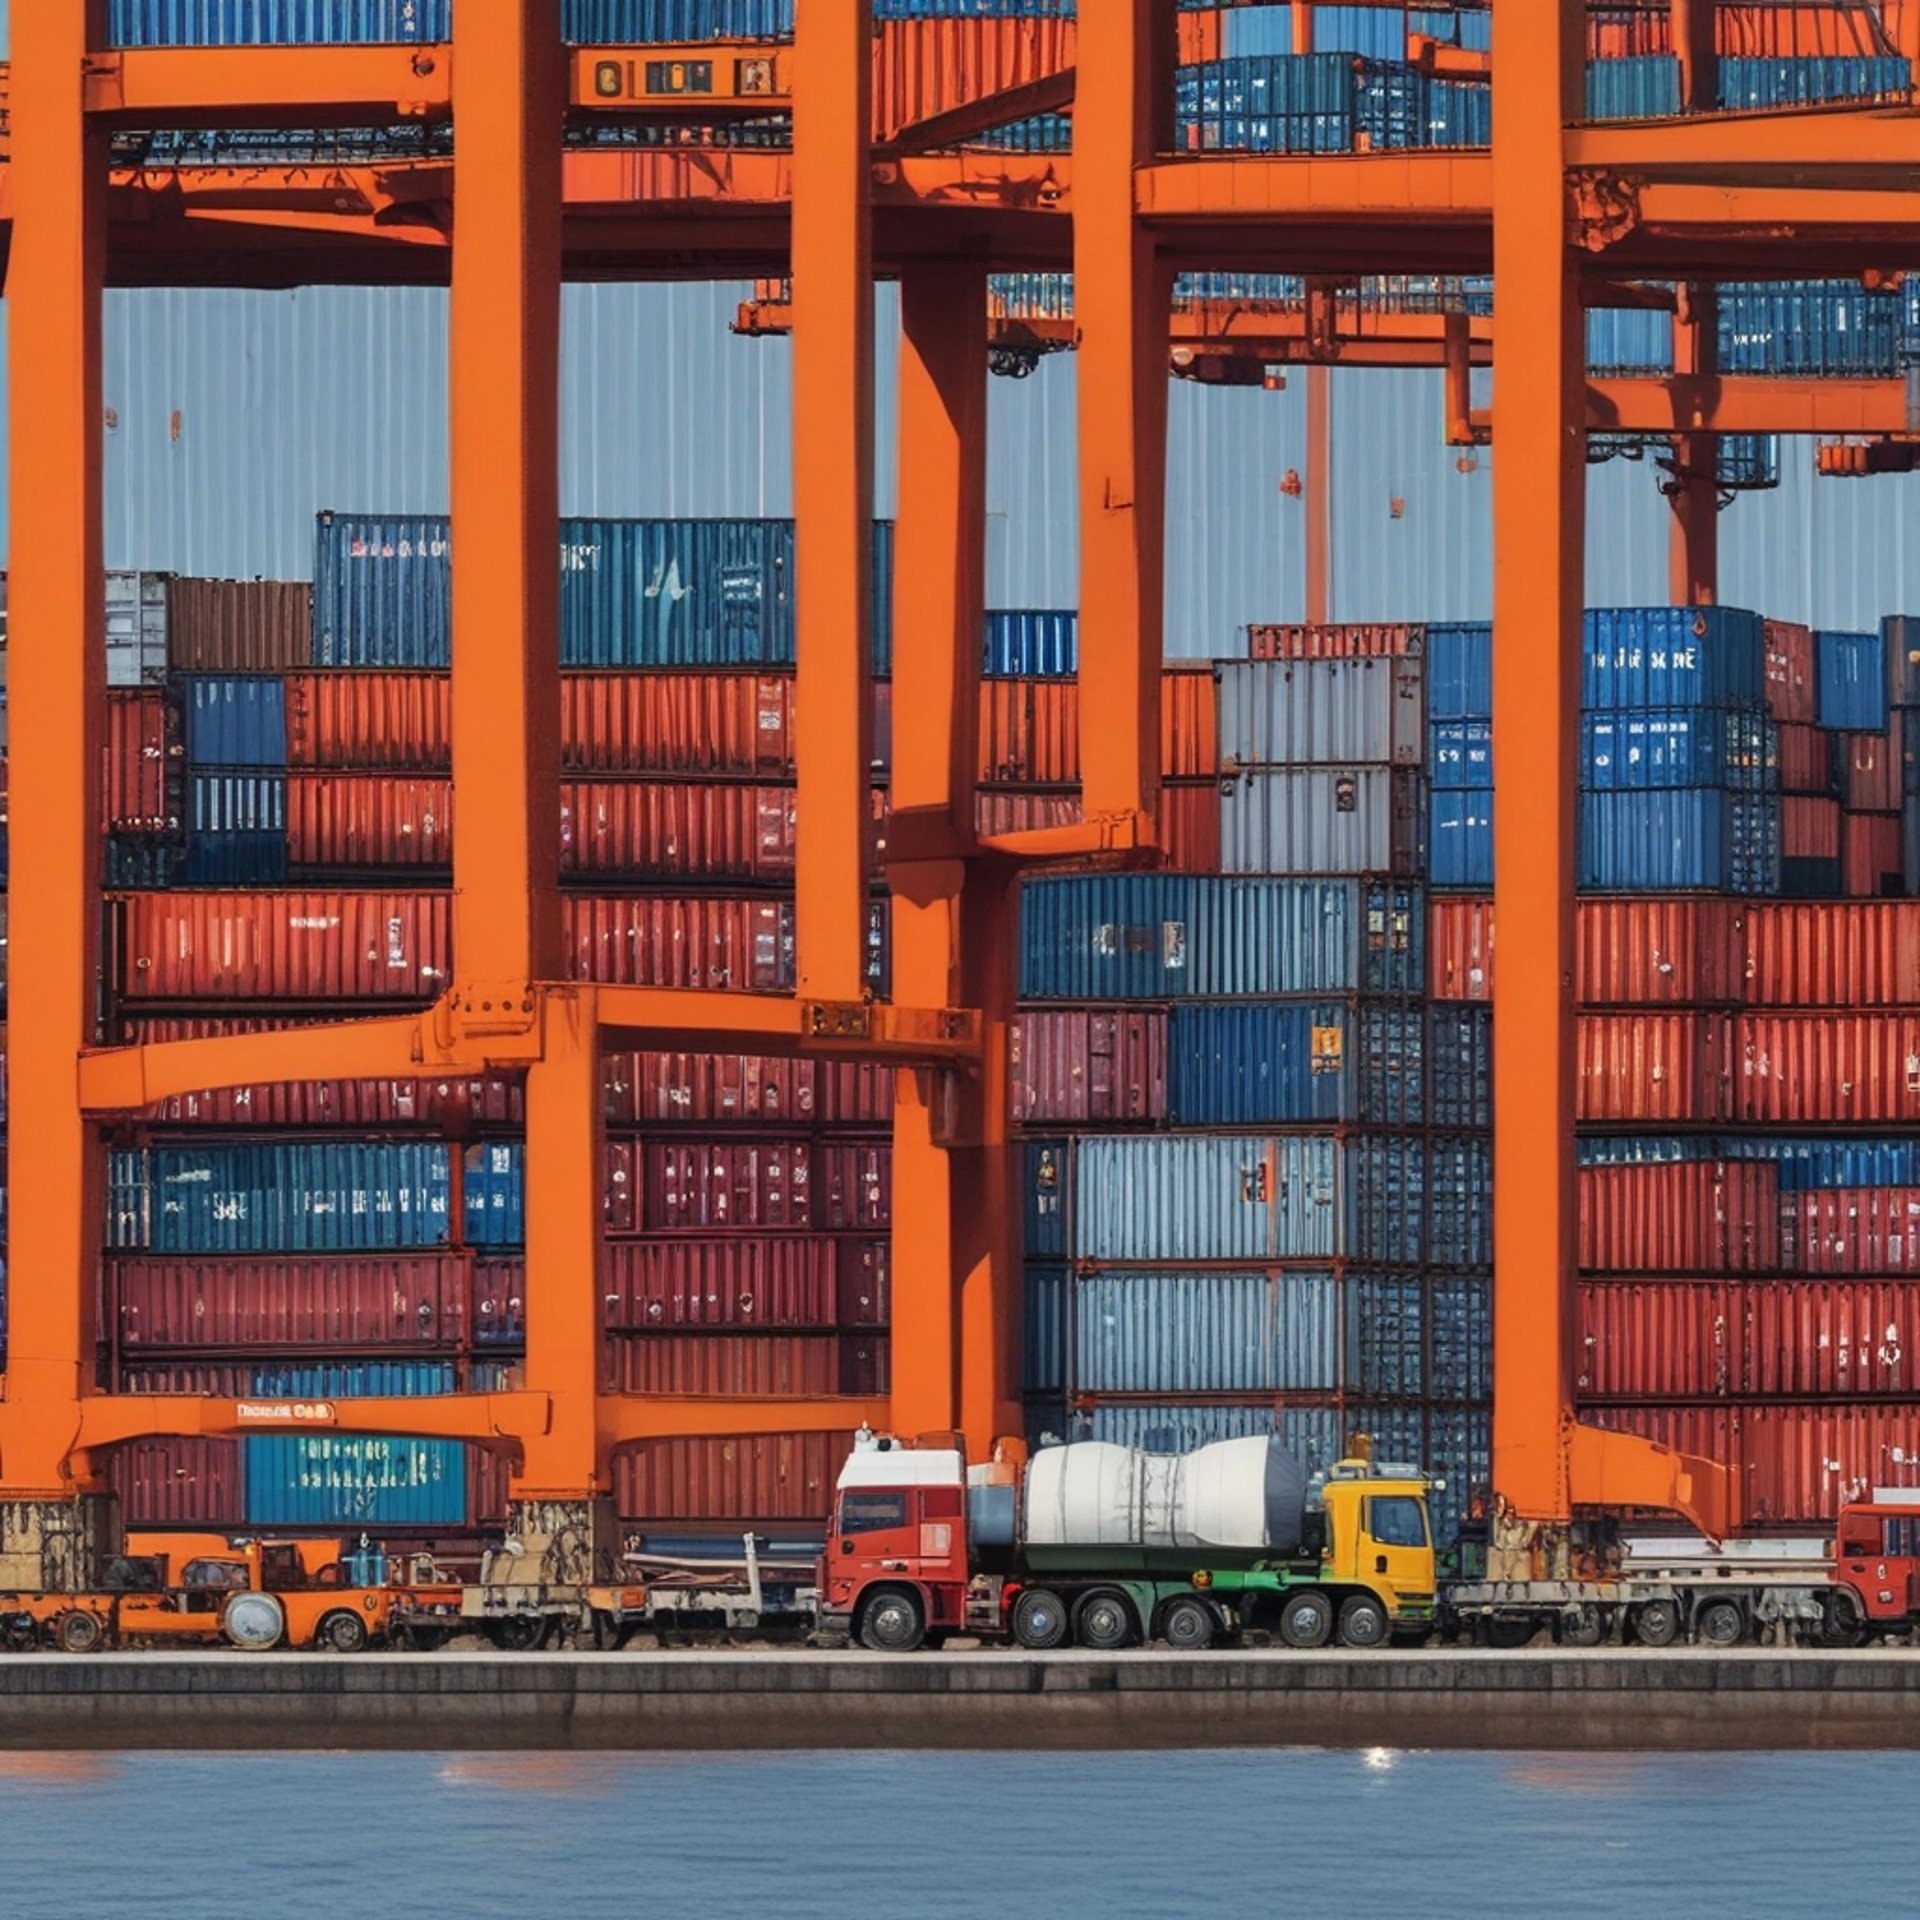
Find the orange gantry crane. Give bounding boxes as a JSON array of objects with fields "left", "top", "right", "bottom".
[{"left": 12, "top": 0, "right": 1920, "bottom": 1582}]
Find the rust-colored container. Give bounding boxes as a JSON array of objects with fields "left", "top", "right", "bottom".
[
  {"left": 284, "top": 672, "right": 451, "bottom": 769},
  {"left": 166, "top": 578, "right": 311, "bottom": 672},
  {"left": 1741, "top": 901, "right": 1920, "bottom": 1005},
  {"left": 114, "top": 890, "right": 452, "bottom": 1002},
  {"left": 1774, "top": 722, "right": 1833, "bottom": 796},
  {"left": 604, "top": 1051, "right": 815, "bottom": 1126},
  {"left": 816, "top": 1063, "right": 896, "bottom": 1125},
  {"left": 975, "top": 790, "right": 1080, "bottom": 839},
  {"left": 107, "top": 1437, "right": 244, "bottom": 1527},
  {"left": 1782, "top": 794, "right": 1842, "bottom": 859},
  {"left": 286, "top": 773, "right": 453, "bottom": 869},
  {"left": 628, "top": 1139, "right": 891, "bottom": 1234},
  {"left": 603, "top": 1237, "right": 840, "bottom": 1331},
  {"left": 563, "top": 894, "right": 791, "bottom": 992},
  {"left": 1161, "top": 778, "right": 1223, "bottom": 873},
  {"left": 562, "top": 672, "right": 793, "bottom": 775},
  {"left": 1785, "top": 1188, "right": 1920, "bottom": 1274},
  {"left": 1733, "top": 1011, "right": 1920, "bottom": 1123},
  {"left": 1429, "top": 896, "right": 1494, "bottom": 1001},
  {"left": 1576, "top": 1012, "right": 1731, "bottom": 1123},
  {"left": 837, "top": 1238, "right": 892, "bottom": 1327},
  {"left": 1582, "top": 1403, "right": 1920, "bottom": 1528},
  {"left": 1576, "top": 897, "right": 1742, "bottom": 1007},
  {"left": 1010, "top": 1010, "right": 1167, "bottom": 1124},
  {"left": 470, "top": 1442, "right": 513, "bottom": 1527},
  {"left": 473, "top": 1257, "right": 526, "bottom": 1345},
  {"left": 104, "top": 688, "right": 183, "bottom": 835},
  {"left": 1840, "top": 718, "right": 1902, "bottom": 812},
  {"left": 1844, "top": 813, "right": 1903, "bottom": 900},
  {"left": 604, "top": 1137, "right": 640, "bottom": 1236},
  {"left": 112, "top": 1253, "right": 470, "bottom": 1350},
  {"left": 1579, "top": 1279, "right": 1920, "bottom": 1401},
  {"left": 612, "top": 1430, "right": 856, "bottom": 1523},
  {"left": 560, "top": 780, "right": 817, "bottom": 880},
  {"left": 1577, "top": 1159, "right": 1782, "bottom": 1273},
  {"left": 871, "top": 16, "right": 1074, "bottom": 141},
  {"left": 1247, "top": 622, "right": 1422, "bottom": 660},
  {"left": 1162, "top": 667, "right": 1219, "bottom": 779},
  {"left": 604, "top": 1332, "right": 887, "bottom": 1397},
  {"left": 1762, "top": 618, "right": 1817, "bottom": 722},
  {"left": 977, "top": 680, "right": 1078, "bottom": 785}
]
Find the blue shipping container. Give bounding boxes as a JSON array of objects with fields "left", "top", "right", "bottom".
[
  {"left": 1024, "top": 1140, "right": 1069, "bottom": 1259},
  {"left": 244, "top": 1433, "right": 467, "bottom": 1528},
  {"left": 1583, "top": 607, "right": 1767, "bottom": 709},
  {"left": 1428, "top": 1004, "right": 1493, "bottom": 1131},
  {"left": 1427, "top": 790, "right": 1494, "bottom": 889},
  {"left": 463, "top": 1143, "right": 527, "bottom": 1247},
  {"left": 109, "top": 0, "right": 448, "bottom": 42},
  {"left": 109, "top": 1142, "right": 452, "bottom": 1253},
  {"left": 1717, "top": 56, "right": 1912, "bottom": 112},
  {"left": 1579, "top": 708, "right": 1776, "bottom": 792},
  {"left": 1072, "top": 1270, "right": 1340, "bottom": 1396},
  {"left": 561, "top": 1, "right": 794, "bottom": 39},
  {"left": 1427, "top": 623, "right": 1492, "bottom": 721},
  {"left": 1022, "top": 1263, "right": 1067, "bottom": 1395},
  {"left": 984, "top": 610, "right": 1077, "bottom": 677},
  {"left": 1584, "top": 55, "right": 1681, "bottom": 122},
  {"left": 1430, "top": 719, "right": 1493, "bottom": 790},
  {"left": 183, "top": 676, "right": 289, "bottom": 767},
  {"left": 1428, "top": 1136, "right": 1493, "bottom": 1269},
  {"left": 1165, "top": 1002, "right": 1425, "bottom": 1128},
  {"left": 1175, "top": 55, "right": 1359, "bottom": 155},
  {"left": 1578, "top": 790, "right": 1781, "bottom": 894},
  {"left": 1815, "top": 630, "right": 1889, "bottom": 732}
]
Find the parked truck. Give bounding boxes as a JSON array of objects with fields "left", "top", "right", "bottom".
[{"left": 817, "top": 1429, "right": 1438, "bottom": 1652}]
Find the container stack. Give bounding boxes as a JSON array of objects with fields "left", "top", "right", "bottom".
[{"left": 1013, "top": 626, "right": 1491, "bottom": 1546}]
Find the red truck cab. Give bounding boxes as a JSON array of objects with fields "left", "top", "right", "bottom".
[
  {"left": 818, "top": 1436, "right": 972, "bottom": 1652},
  {"left": 1832, "top": 1500, "right": 1920, "bottom": 1634}
]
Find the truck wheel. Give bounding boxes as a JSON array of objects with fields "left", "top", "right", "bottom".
[
  {"left": 1011, "top": 1588, "right": 1068, "bottom": 1650},
  {"left": 1695, "top": 1599, "right": 1746, "bottom": 1648},
  {"left": 318, "top": 1610, "right": 370, "bottom": 1654},
  {"left": 1557, "top": 1605, "right": 1606, "bottom": 1649},
  {"left": 857, "top": 1588, "right": 926, "bottom": 1654},
  {"left": 1159, "top": 1596, "right": 1216, "bottom": 1651},
  {"left": 1074, "top": 1590, "right": 1137, "bottom": 1651},
  {"left": 54, "top": 1610, "right": 103, "bottom": 1655},
  {"left": 1337, "top": 1596, "right": 1389, "bottom": 1648},
  {"left": 1279, "top": 1590, "right": 1334, "bottom": 1650},
  {"left": 1818, "top": 1591, "right": 1866, "bottom": 1650},
  {"left": 489, "top": 1615, "right": 548, "bottom": 1653},
  {"left": 1630, "top": 1599, "right": 1681, "bottom": 1648},
  {"left": 1479, "top": 1617, "right": 1536, "bottom": 1650}
]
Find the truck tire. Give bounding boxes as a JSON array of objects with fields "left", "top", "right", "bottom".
[
  {"left": 1011, "top": 1588, "right": 1068, "bottom": 1651},
  {"left": 1279, "top": 1590, "right": 1334, "bottom": 1650},
  {"left": 1337, "top": 1595, "right": 1388, "bottom": 1648},
  {"left": 1557, "top": 1605, "right": 1607, "bottom": 1649},
  {"left": 317, "top": 1609, "right": 370, "bottom": 1654},
  {"left": 221, "top": 1591, "right": 288, "bottom": 1651},
  {"left": 1159, "top": 1596, "right": 1217, "bottom": 1651},
  {"left": 1630, "top": 1598, "right": 1681, "bottom": 1648},
  {"left": 54, "top": 1610, "right": 103, "bottom": 1655},
  {"left": 489, "top": 1615, "right": 548, "bottom": 1653},
  {"left": 1074, "top": 1590, "right": 1137, "bottom": 1651},
  {"left": 1695, "top": 1599, "right": 1746, "bottom": 1648},
  {"left": 857, "top": 1587, "right": 926, "bottom": 1654}
]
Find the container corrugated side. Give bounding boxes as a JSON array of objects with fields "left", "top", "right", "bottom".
[
  {"left": 1220, "top": 767, "right": 1424, "bottom": 877},
  {"left": 244, "top": 1433, "right": 467, "bottom": 1528},
  {"left": 605, "top": 1334, "right": 886, "bottom": 1397},
  {"left": 182, "top": 676, "right": 290, "bottom": 768},
  {"left": 1734, "top": 1012, "right": 1920, "bottom": 1123},
  {"left": 105, "top": 571, "right": 170, "bottom": 688},
  {"left": 1764, "top": 620, "right": 1817, "bottom": 723},
  {"left": 560, "top": 1, "right": 794, "bottom": 39},
  {"left": 1579, "top": 708, "right": 1776, "bottom": 792},
  {"left": 1023, "top": 1263, "right": 1067, "bottom": 1394},
  {"left": 166, "top": 578, "right": 311, "bottom": 672},
  {"left": 1071, "top": 1270, "right": 1339, "bottom": 1395},
  {"left": 603, "top": 1238, "right": 842, "bottom": 1331},
  {"left": 109, "top": 1, "right": 449, "bottom": 43},
  {"left": 286, "top": 774, "right": 452, "bottom": 868},
  {"left": 1578, "top": 791, "right": 1780, "bottom": 894},
  {"left": 1578, "top": 1012, "right": 1732, "bottom": 1124},
  {"left": 1426, "top": 623, "right": 1491, "bottom": 721},
  {"left": 1009, "top": 1010, "right": 1166, "bottom": 1125},
  {"left": 284, "top": 672, "right": 451, "bottom": 770},
  {"left": 1816, "top": 629, "right": 1889, "bottom": 731},
  {"left": 106, "top": 1438, "right": 243, "bottom": 1527},
  {"left": 563, "top": 673, "right": 795, "bottom": 777},
  {"left": 1070, "top": 1134, "right": 1340, "bottom": 1264},
  {"left": 1578, "top": 1160, "right": 1783, "bottom": 1272},
  {"left": 1165, "top": 1002, "right": 1425, "bottom": 1128},
  {"left": 1425, "top": 791, "right": 1492, "bottom": 889},
  {"left": 1215, "top": 658, "right": 1424, "bottom": 768},
  {"left": 1785, "top": 1188, "right": 1920, "bottom": 1273},
  {"left": 613, "top": 1432, "right": 856, "bottom": 1522},
  {"left": 1741, "top": 903, "right": 1920, "bottom": 1007},
  {"left": 1428, "top": 1003, "right": 1492, "bottom": 1129},
  {"left": 1582, "top": 607, "right": 1767, "bottom": 708}
]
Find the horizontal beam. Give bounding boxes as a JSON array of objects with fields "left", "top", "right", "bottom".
[
  {"left": 1568, "top": 107, "right": 1920, "bottom": 182},
  {"left": 71, "top": 1391, "right": 550, "bottom": 1454},
  {"left": 1137, "top": 152, "right": 1494, "bottom": 224},
  {"left": 85, "top": 47, "right": 452, "bottom": 128},
  {"left": 1590, "top": 373, "right": 1916, "bottom": 436}
]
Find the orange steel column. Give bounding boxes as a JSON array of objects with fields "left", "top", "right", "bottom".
[
  {"left": 1075, "top": 0, "right": 1175, "bottom": 829},
  {"left": 516, "top": 991, "right": 604, "bottom": 1501},
  {"left": 450, "top": 0, "right": 564, "bottom": 990},
  {"left": 888, "top": 265, "right": 989, "bottom": 1436},
  {"left": 3, "top": 1, "right": 109, "bottom": 1495},
  {"left": 1304, "top": 366, "right": 1332, "bottom": 625},
  {"left": 792, "top": 0, "right": 876, "bottom": 1002},
  {"left": 1667, "top": 284, "right": 1720, "bottom": 608},
  {"left": 1490, "top": 0, "right": 1585, "bottom": 1524}
]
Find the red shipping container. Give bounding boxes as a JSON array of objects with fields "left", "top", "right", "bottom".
[
  {"left": 1429, "top": 897, "right": 1493, "bottom": 1001},
  {"left": 978, "top": 680, "right": 1077, "bottom": 785},
  {"left": 1840, "top": 718, "right": 1902, "bottom": 812},
  {"left": 1782, "top": 794, "right": 1841, "bottom": 859},
  {"left": 167, "top": 578, "right": 312, "bottom": 672},
  {"left": 1742, "top": 901, "right": 1920, "bottom": 1006},
  {"left": 1733, "top": 1012, "right": 1920, "bottom": 1123},
  {"left": 818, "top": 1142, "right": 891, "bottom": 1231},
  {"left": 1576, "top": 897, "right": 1742, "bottom": 1007},
  {"left": 1161, "top": 779, "right": 1222, "bottom": 873},
  {"left": 871, "top": 16, "right": 1074, "bottom": 141},
  {"left": 286, "top": 773, "right": 453, "bottom": 869},
  {"left": 604, "top": 1331, "right": 886, "bottom": 1397},
  {"left": 473, "top": 1257, "right": 526, "bottom": 1345},
  {"left": 1773, "top": 722, "right": 1833, "bottom": 796},
  {"left": 1579, "top": 1279, "right": 1920, "bottom": 1401},
  {"left": 103, "top": 688, "right": 182, "bottom": 834},
  {"left": 114, "top": 890, "right": 451, "bottom": 1002},
  {"left": 470, "top": 1442, "right": 512, "bottom": 1527},
  {"left": 555, "top": 780, "right": 879, "bottom": 881},
  {"left": 1010, "top": 1010, "right": 1167, "bottom": 1124},
  {"left": 112, "top": 1253, "right": 470, "bottom": 1351},
  {"left": 1247, "top": 622, "right": 1422, "bottom": 660},
  {"left": 638, "top": 1140, "right": 809, "bottom": 1232},
  {"left": 837, "top": 1238, "right": 891, "bottom": 1327},
  {"left": 604, "top": 1138, "right": 640, "bottom": 1235},
  {"left": 816, "top": 1063, "right": 896, "bottom": 1125},
  {"left": 1577, "top": 1159, "right": 1782, "bottom": 1274},
  {"left": 1581, "top": 1402, "right": 1920, "bottom": 1529},
  {"left": 561, "top": 672, "right": 794, "bottom": 776},
  {"left": 1576, "top": 1012, "right": 1731, "bottom": 1123},
  {"left": 1844, "top": 812, "right": 1903, "bottom": 900},
  {"left": 1785, "top": 1188, "right": 1920, "bottom": 1274},
  {"left": 612, "top": 1430, "right": 856, "bottom": 1523},
  {"left": 563, "top": 894, "right": 792, "bottom": 992},
  {"left": 604, "top": 1051, "right": 815, "bottom": 1126},
  {"left": 1761, "top": 619, "right": 1816, "bottom": 723},
  {"left": 284, "top": 672, "right": 451, "bottom": 770},
  {"left": 107, "top": 1437, "right": 245, "bottom": 1528},
  {"left": 603, "top": 1237, "right": 841, "bottom": 1331}
]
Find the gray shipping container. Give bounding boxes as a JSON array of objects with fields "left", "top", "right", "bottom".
[
  {"left": 107, "top": 572, "right": 171, "bottom": 687},
  {"left": 1219, "top": 767, "right": 1425, "bottom": 876},
  {"left": 1216, "top": 658, "right": 1425, "bottom": 768},
  {"left": 1072, "top": 1269, "right": 1340, "bottom": 1395}
]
